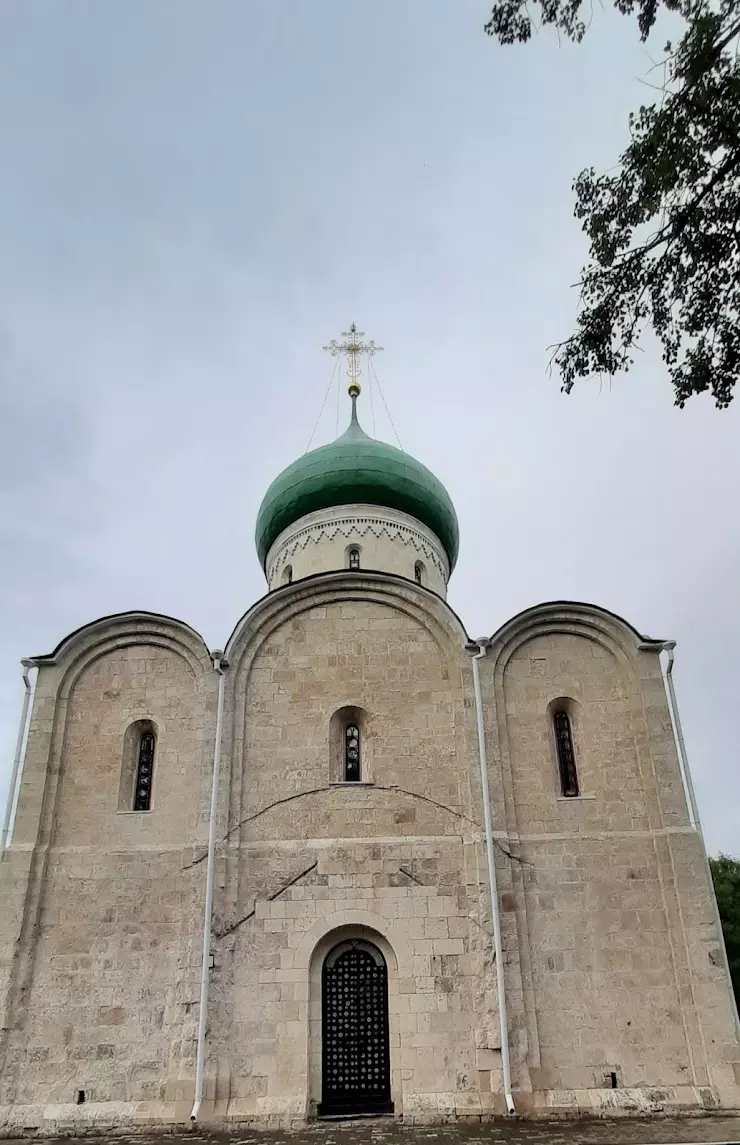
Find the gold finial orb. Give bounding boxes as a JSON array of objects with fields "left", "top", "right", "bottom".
[{"left": 348, "top": 381, "right": 361, "bottom": 398}]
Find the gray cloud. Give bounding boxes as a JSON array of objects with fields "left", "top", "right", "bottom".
[{"left": 0, "top": 0, "right": 737, "bottom": 854}]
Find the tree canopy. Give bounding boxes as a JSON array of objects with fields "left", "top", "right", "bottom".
[
  {"left": 709, "top": 854, "right": 740, "bottom": 1004},
  {"left": 486, "top": 0, "right": 740, "bottom": 407}
]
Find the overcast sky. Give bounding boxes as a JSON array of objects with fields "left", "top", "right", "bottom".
[{"left": 1, "top": 1, "right": 738, "bottom": 855}]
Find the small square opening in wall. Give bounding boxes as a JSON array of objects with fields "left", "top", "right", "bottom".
[
  {"left": 75, "top": 1089, "right": 86, "bottom": 1105},
  {"left": 606, "top": 1071, "right": 618, "bottom": 1089}
]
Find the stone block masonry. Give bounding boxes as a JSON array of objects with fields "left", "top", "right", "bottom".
[{"left": 0, "top": 587, "right": 738, "bottom": 1135}]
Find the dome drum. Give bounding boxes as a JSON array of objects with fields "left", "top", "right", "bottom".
[{"left": 265, "top": 503, "right": 450, "bottom": 595}]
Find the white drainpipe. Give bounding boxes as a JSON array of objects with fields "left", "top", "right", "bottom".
[
  {"left": 468, "top": 639, "right": 516, "bottom": 1115},
  {"left": 191, "top": 650, "right": 228, "bottom": 1122},
  {"left": 1, "top": 658, "right": 37, "bottom": 856},
  {"left": 660, "top": 642, "right": 697, "bottom": 830},
  {"left": 660, "top": 642, "right": 740, "bottom": 1037}
]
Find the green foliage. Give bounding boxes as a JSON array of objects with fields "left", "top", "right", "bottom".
[
  {"left": 486, "top": 0, "right": 740, "bottom": 406},
  {"left": 709, "top": 854, "right": 740, "bottom": 1003}
]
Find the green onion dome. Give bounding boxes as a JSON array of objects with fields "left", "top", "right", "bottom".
[{"left": 255, "top": 403, "right": 459, "bottom": 571}]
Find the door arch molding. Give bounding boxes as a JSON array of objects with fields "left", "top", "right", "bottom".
[{"left": 307, "top": 923, "right": 402, "bottom": 1118}]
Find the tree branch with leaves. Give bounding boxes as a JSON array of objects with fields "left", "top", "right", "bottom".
[
  {"left": 486, "top": 0, "right": 740, "bottom": 406},
  {"left": 709, "top": 854, "right": 740, "bottom": 1004}
]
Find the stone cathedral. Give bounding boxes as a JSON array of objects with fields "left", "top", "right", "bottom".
[{"left": 1, "top": 328, "right": 739, "bottom": 1136}]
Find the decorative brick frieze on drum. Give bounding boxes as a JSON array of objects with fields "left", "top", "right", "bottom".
[{"left": 265, "top": 504, "right": 450, "bottom": 596}]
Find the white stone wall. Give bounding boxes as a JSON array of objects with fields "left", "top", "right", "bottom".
[
  {"left": 0, "top": 617, "right": 215, "bottom": 1131},
  {"left": 480, "top": 602, "right": 740, "bottom": 1115},
  {"left": 212, "top": 582, "right": 485, "bottom": 1123},
  {"left": 264, "top": 504, "right": 450, "bottom": 596},
  {"left": 0, "top": 588, "right": 738, "bottom": 1135},
  {"left": 215, "top": 843, "right": 484, "bottom": 1124}
]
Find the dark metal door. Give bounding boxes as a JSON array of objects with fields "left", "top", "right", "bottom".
[{"left": 319, "top": 940, "right": 393, "bottom": 1116}]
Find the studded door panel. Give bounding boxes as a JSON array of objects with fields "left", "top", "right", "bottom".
[{"left": 320, "top": 942, "right": 392, "bottom": 1115}]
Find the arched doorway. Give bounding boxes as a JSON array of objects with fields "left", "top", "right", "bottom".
[{"left": 318, "top": 938, "right": 393, "bottom": 1116}]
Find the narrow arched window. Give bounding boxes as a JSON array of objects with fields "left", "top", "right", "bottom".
[
  {"left": 282, "top": 564, "right": 293, "bottom": 585},
  {"left": 553, "top": 710, "right": 579, "bottom": 797},
  {"left": 329, "top": 706, "right": 367, "bottom": 783},
  {"left": 348, "top": 547, "right": 360, "bottom": 570},
  {"left": 134, "top": 731, "right": 156, "bottom": 811},
  {"left": 414, "top": 560, "right": 424, "bottom": 585},
  {"left": 118, "top": 719, "right": 157, "bottom": 812},
  {"left": 344, "top": 724, "right": 360, "bottom": 781}
]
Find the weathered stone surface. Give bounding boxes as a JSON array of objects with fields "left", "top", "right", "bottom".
[{"left": 0, "top": 584, "right": 737, "bottom": 1133}]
